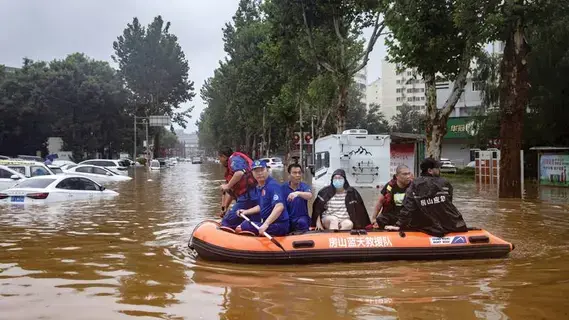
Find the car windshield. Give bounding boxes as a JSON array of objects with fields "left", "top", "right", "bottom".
[
  {"left": 15, "top": 179, "right": 57, "bottom": 189},
  {"left": 118, "top": 160, "right": 130, "bottom": 167},
  {"left": 50, "top": 168, "right": 63, "bottom": 174},
  {"left": 273, "top": 158, "right": 282, "bottom": 163}
]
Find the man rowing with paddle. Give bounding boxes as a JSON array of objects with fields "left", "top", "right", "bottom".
[
  {"left": 236, "top": 159, "right": 290, "bottom": 236},
  {"left": 218, "top": 147, "right": 260, "bottom": 229}
]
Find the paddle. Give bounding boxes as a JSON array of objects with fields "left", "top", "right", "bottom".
[{"left": 239, "top": 213, "right": 287, "bottom": 253}]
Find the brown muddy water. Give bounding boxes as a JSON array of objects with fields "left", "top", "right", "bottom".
[{"left": 1, "top": 163, "right": 568, "bottom": 320}]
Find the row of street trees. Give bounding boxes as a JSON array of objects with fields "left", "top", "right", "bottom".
[
  {"left": 198, "top": 0, "right": 569, "bottom": 198},
  {"left": 0, "top": 16, "right": 194, "bottom": 160}
]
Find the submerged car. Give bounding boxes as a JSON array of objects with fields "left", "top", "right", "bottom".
[{"left": 0, "top": 175, "right": 119, "bottom": 205}]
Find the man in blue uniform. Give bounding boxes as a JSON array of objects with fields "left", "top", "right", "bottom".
[
  {"left": 236, "top": 160, "right": 290, "bottom": 236},
  {"left": 281, "top": 163, "right": 312, "bottom": 232}
]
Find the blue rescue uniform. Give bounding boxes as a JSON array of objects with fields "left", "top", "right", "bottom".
[
  {"left": 221, "top": 155, "right": 260, "bottom": 228},
  {"left": 281, "top": 181, "right": 311, "bottom": 232},
  {"left": 240, "top": 176, "right": 289, "bottom": 236}
]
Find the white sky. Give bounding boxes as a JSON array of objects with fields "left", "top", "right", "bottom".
[{"left": 0, "top": 0, "right": 387, "bottom": 133}]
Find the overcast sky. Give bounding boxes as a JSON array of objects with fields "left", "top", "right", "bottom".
[{"left": 0, "top": 0, "right": 387, "bottom": 133}]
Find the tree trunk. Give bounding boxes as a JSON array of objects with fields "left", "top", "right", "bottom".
[
  {"left": 424, "top": 74, "right": 445, "bottom": 159},
  {"left": 335, "top": 82, "right": 349, "bottom": 134},
  {"left": 285, "top": 125, "right": 291, "bottom": 163},
  {"left": 498, "top": 12, "right": 530, "bottom": 198},
  {"left": 153, "top": 130, "right": 161, "bottom": 158},
  {"left": 244, "top": 129, "right": 251, "bottom": 155},
  {"left": 267, "top": 125, "right": 271, "bottom": 158},
  {"left": 252, "top": 133, "right": 257, "bottom": 159}
]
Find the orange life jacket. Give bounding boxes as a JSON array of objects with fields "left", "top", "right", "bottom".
[{"left": 224, "top": 152, "right": 257, "bottom": 198}]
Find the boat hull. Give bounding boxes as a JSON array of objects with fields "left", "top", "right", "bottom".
[{"left": 189, "top": 221, "right": 514, "bottom": 265}]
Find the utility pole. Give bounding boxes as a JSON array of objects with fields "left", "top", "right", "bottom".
[
  {"left": 262, "top": 105, "right": 266, "bottom": 158},
  {"left": 144, "top": 119, "right": 150, "bottom": 164},
  {"left": 133, "top": 115, "right": 137, "bottom": 160},
  {"left": 298, "top": 102, "right": 304, "bottom": 167},
  {"left": 311, "top": 115, "right": 315, "bottom": 167}
]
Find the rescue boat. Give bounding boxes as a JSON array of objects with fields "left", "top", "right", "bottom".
[{"left": 188, "top": 220, "right": 514, "bottom": 264}]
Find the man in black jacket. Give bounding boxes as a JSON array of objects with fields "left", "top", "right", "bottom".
[{"left": 387, "top": 158, "right": 468, "bottom": 237}]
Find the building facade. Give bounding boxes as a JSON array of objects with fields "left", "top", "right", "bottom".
[
  {"left": 366, "top": 77, "right": 382, "bottom": 109},
  {"left": 380, "top": 59, "right": 427, "bottom": 123},
  {"left": 175, "top": 130, "right": 200, "bottom": 158},
  {"left": 354, "top": 66, "right": 367, "bottom": 104}
]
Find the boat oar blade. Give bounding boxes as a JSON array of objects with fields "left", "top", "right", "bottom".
[{"left": 240, "top": 214, "right": 287, "bottom": 253}]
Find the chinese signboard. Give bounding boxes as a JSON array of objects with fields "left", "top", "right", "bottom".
[
  {"left": 539, "top": 154, "right": 569, "bottom": 187},
  {"left": 328, "top": 236, "right": 393, "bottom": 248},
  {"left": 445, "top": 117, "right": 476, "bottom": 139}
]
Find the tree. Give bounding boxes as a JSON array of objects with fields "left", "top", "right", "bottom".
[
  {"left": 0, "top": 54, "right": 131, "bottom": 159},
  {"left": 365, "top": 103, "right": 390, "bottom": 134},
  {"left": 384, "top": 0, "right": 497, "bottom": 159},
  {"left": 0, "top": 59, "right": 53, "bottom": 156},
  {"left": 263, "top": 0, "right": 386, "bottom": 134},
  {"left": 492, "top": 0, "right": 568, "bottom": 197},
  {"left": 391, "top": 104, "right": 424, "bottom": 134},
  {"left": 113, "top": 15, "right": 195, "bottom": 157}
]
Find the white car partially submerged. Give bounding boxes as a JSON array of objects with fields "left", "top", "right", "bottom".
[
  {"left": 0, "top": 175, "right": 119, "bottom": 205},
  {"left": 260, "top": 157, "right": 284, "bottom": 169},
  {"left": 64, "top": 165, "right": 132, "bottom": 183},
  {"left": 0, "top": 165, "right": 26, "bottom": 191}
]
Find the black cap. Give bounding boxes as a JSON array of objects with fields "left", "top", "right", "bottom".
[{"left": 420, "top": 157, "right": 441, "bottom": 173}]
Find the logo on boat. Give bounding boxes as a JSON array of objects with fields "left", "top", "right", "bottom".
[
  {"left": 430, "top": 236, "right": 468, "bottom": 245},
  {"left": 328, "top": 236, "right": 393, "bottom": 248},
  {"left": 451, "top": 236, "right": 467, "bottom": 244}
]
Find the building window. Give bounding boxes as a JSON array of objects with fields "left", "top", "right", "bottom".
[
  {"left": 407, "top": 71, "right": 412, "bottom": 76},
  {"left": 421, "top": 88, "right": 425, "bottom": 92},
  {"left": 396, "top": 88, "right": 401, "bottom": 93},
  {"left": 407, "top": 88, "right": 413, "bottom": 93},
  {"left": 472, "top": 81, "right": 483, "bottom": 91},
  {"left": 396, "top": 97, "right": 401, "bottom": 102},
  {"left": 396, "top": 80, "right": 401, "bottom": 84},
  {"left": 421, "top": 96, "right": 425, "bottom": 101},
  {"left": 407, "top": 97, "right": 413, "bottom": 102}
]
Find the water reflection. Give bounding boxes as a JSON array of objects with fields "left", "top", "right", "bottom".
[{"left": 0, "top": 163, "right": 568, "bottom": 319}]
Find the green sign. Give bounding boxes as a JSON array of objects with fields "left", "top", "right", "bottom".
[{"left": 445, "top": 117, "right": 476, "bottom": 139}]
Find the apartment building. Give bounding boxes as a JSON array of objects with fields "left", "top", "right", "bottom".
[
  {"left": 366, "top": 77, "right": 381, "bottom": 109},
  {"left": 354, "top": 66, "right": 367, "bottom": 104}
]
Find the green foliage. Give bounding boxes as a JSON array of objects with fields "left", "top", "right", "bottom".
[
  {"left": 112, "top": 15, "right": 195, "bottom": 127},
  {"left": 391, "top": 104, "right": 424, "bottom": 134},
  {"left": 160, "top": 129, "right": 179, "bottom": 149},
  {"left": 345, "top": 88, "right": 390, "bottom": 134},
  {"left": 0, "top": 54, "right": 130, "bottom": 159}
]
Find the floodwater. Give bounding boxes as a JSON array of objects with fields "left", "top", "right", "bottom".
[{"left": 1, "top": 163, "right": 569, "bottom": 320}]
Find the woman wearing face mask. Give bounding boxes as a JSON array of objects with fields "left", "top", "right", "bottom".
[{"left": 311, "top": 169, "right": 371, "bottom": 230}]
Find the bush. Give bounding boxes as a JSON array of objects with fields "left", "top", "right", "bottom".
[{"left": 137, "top": 157, "right": 147, "bottom": 166}]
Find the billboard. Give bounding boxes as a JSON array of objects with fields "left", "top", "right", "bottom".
[
  {"left": 390, "top": 144, "right": 415, "bottom": 176},
  {"left": 539, "top": 154, "right": 569, "bottom": 187}
]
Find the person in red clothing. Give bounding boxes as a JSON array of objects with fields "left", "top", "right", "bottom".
[{"left": 218, "top": 147, "right": 260, "bottom": 229}]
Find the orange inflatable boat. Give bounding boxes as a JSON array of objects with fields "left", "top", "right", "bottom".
[{"left": 188, "top": 220, "right": 514, "bottom": 264}]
